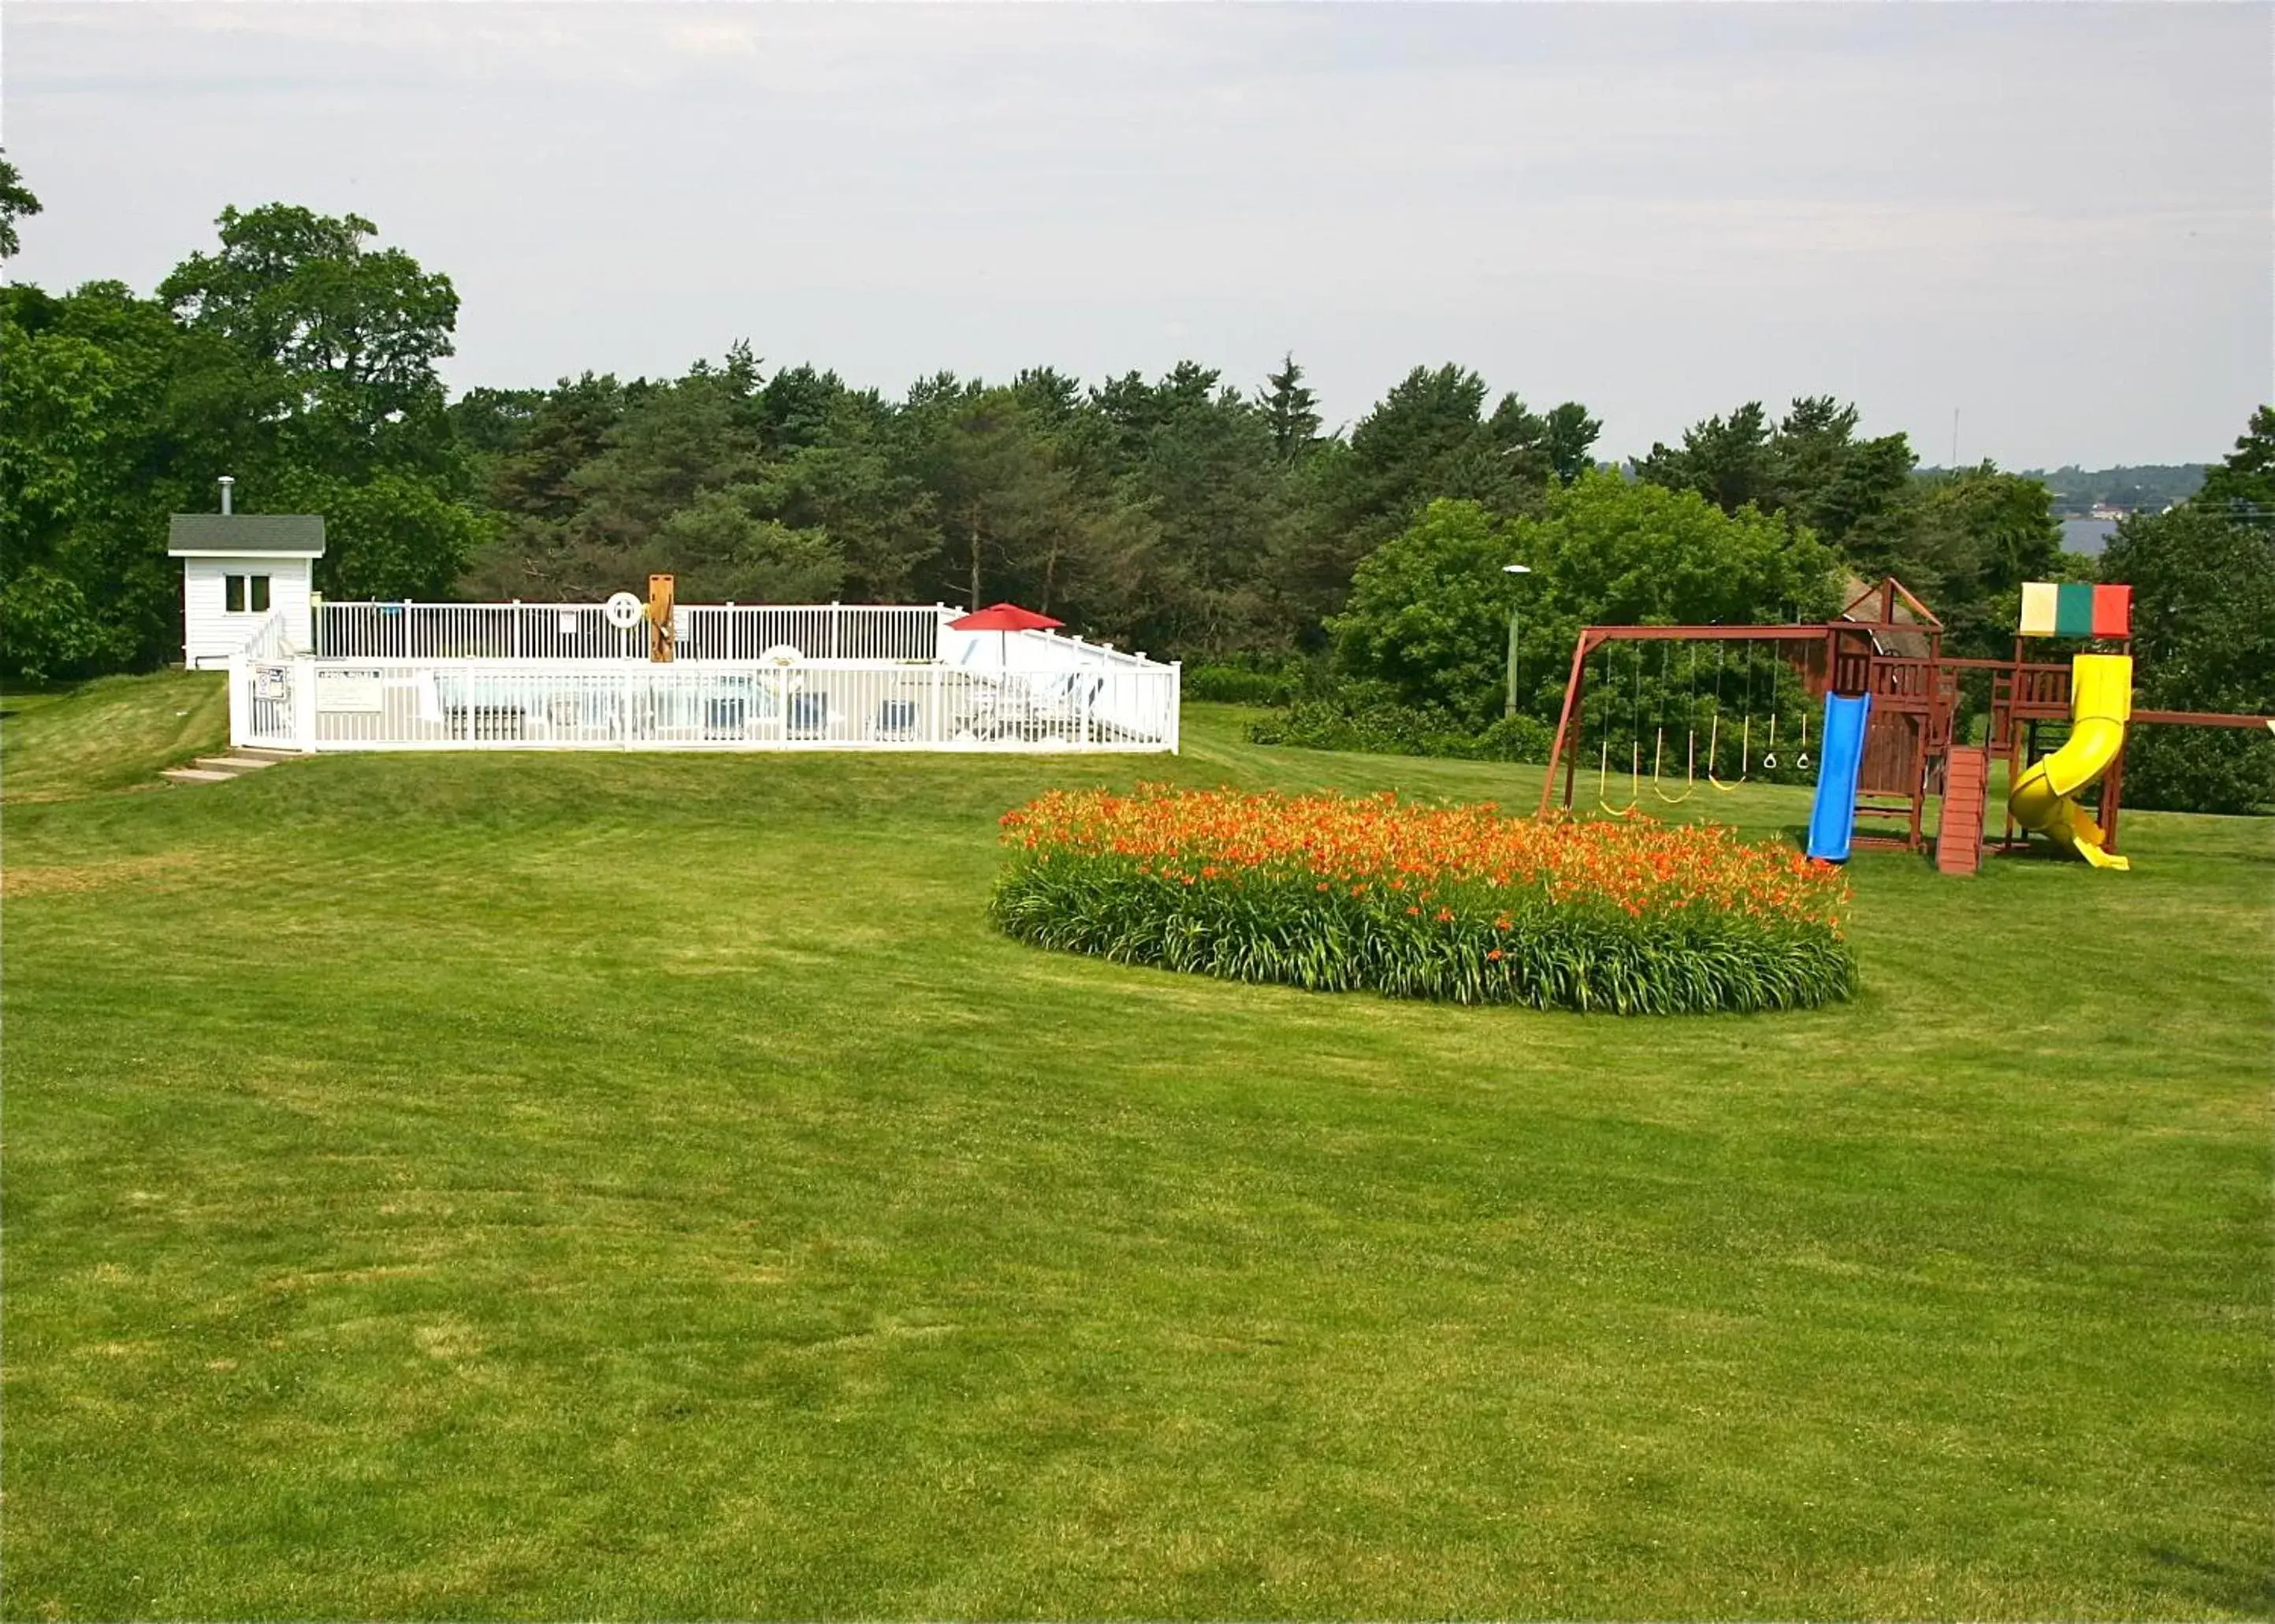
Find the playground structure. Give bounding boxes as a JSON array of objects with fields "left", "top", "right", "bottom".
[{"left": 1538, "top": 577, "right": 2275, "bottom": 873}]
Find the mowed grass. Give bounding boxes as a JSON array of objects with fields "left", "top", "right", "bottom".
[
  {"left": 1, "top": 670, "right": 231, "bottom": 801},
  {"left": 3, "top": 680, "right": 2269, "bottom": 1618}
]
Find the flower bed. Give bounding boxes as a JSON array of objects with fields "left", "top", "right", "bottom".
[{"left": 991, "top": 787, "right": 1857, "bottom": 1015}]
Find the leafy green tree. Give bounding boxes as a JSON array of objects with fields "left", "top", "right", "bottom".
[
  {"left": 0, "top": 567, "right": 117, "bottom": 686},
  {"left": 466, "top": 359, "right": 765, "bottom": 600},
  {"left": 1887, "top": 464, "right": 2064, "bottom": 656},
  {"left": 1767, "top": 396, "right": 1913, "bottom": 547},
  {"left": 2100, "top": 491, "right": 2275, "bottom": 814},
  {"left": 274, "top": 470, "right": 489, "bottom": 602},
  {"left": 482, "top": 375, "right": 626, "bottom": 520},
  {"left": 1331, "top": 474, "right": 1839, "bottom": 730},
  {"left": 1505, "top": 471, "right": 1842, "bottom": 719},
  {"left": 161, "top": 205, "right": 462, "bottom": 481},
  {"left": 0, "top": 152, "right": 41, "bottom": 259},
  {"left": 1516, "top": 468, "right": 1841, "bottom": 623},
  {"left": 154, "top": 205, "right": 483, "bottom": 603},
  {"left": 2195, "top": 405, "right": 2275, "bottom": 515},
  {"left": 1329, "top": 498, "right": 1522, "bottom": 725},
  {"left": 0, "top": 281, "right": 184, "bottom": 674},
  {"left": 1260, "top": 435, "right": 1359, "bottom": 648},
  {"left": 1544, "top": 402, "right": 1602, "bottom": 483}
]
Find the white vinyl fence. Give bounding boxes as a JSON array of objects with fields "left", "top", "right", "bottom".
[
  {"left": 316, "top": 601, "right": 946, "bottom": 662},
  {"left": 235, "top": 602, "right": 1179, "bottom": 755}
]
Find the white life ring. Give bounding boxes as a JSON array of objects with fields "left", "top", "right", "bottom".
[{"left": 604, "top": 592, "right": 644, "bottom": 630}]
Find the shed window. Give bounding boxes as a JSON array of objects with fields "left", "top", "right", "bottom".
[
  {"left": 225, "top": 574, "right": 246, "bottom": 613},
  {"left": 250, "top": 575, "right": 271, "bottom": 612}
]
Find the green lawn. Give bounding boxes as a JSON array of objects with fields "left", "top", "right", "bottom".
[
  {"left": 5, "top": 678, "right": 2269, "bottom": 1618},
  {"left": 0, "top": 671, "right": 232, "bottom": 802}
]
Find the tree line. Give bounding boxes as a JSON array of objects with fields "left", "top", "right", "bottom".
[{"left": 3, "top": 186, "right": 2266, "bottom": 809}]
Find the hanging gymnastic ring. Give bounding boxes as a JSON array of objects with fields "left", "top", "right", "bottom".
[
  {"left": 1761, "top": 752, "right": 1778, "bottom": 770},
  {"left": 1796, "top": 753, "right": 1810, "bottom": 770}
]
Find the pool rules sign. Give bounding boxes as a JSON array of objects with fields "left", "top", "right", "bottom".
[{"left": 316, "top": 668, "right": 385, "bottom": 713}]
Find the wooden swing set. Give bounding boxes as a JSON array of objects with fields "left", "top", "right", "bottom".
[
  {"left": 1537, "top": 579, "right": 1930, "bottom": 827},
  {"left": 1578, "top": 634, "right": 1817, "bottom": 812}
]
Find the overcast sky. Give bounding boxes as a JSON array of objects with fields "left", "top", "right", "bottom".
[{"left": 6, "top": 2, "right": 2269, "bottom": 468}]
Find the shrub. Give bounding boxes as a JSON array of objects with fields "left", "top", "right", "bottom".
[
  {"left": 1247, "top": 686, "right": 1555, "bottom": 762},
  {"left": 1184, "top": 663, "right": 1300, "bottom": 706},
  {"left": 2121, "top": 727, "right": 2275, "bottom": 817},
  {"left": 992, "top": 788, "right": 1856, "bottom": 1015}
]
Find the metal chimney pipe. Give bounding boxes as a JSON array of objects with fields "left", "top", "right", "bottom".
[{"left": 218, "top": 475, "right": 235, "bottom": 515}]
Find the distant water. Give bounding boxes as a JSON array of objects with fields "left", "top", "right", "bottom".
[{"left": 2061, "top": 518, "right": 2118, "bottom": 556}]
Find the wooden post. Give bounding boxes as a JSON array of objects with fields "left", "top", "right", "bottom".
[
  {"left": 648, "top": 574, "right": 676, "bottom": 663},
  {"left": 1537, "top": 630, "right": 1597, "bottom": 819}
]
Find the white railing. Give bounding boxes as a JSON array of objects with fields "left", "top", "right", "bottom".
[
  {"left": 941, "top": 623, "right": 1166, "bottom": 677},
  {"left": 678, "top": 604, "right": 942, "bottom": 662},
  {"left": 237, "top": 656, "right": 1177, "bottom": 753},
  {"left": 240, "top": 608, "right": 304, "bottom": 661},
  {"left": 317, "top": 600, "right": 947, "bottom": 663}
]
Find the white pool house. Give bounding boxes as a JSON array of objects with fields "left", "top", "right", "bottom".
[{"left": 221, "top": 599, "right": 1181, "bottom": 755}]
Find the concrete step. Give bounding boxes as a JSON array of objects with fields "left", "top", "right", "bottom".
[
  {"left": 161, "top": 767, "right": 237, "bottom": 785},
  {"left": 225, "top": 745, "right": 305, "bottom": 761},
  {"left": 194, "top": 756, "right": 277, "bottom": 772}
]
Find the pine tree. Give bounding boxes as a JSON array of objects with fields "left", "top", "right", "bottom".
[{"left": 1261, "top": 353, "right": 1321, "bottom": 462}]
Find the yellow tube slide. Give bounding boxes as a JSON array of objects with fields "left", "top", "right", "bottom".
[{"left": 2009, "top": 652, "right": 2132, "bottom": 871}]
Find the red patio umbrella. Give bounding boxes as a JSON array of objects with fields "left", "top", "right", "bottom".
[{"left": 949, "top": 602, "right": 1063, "bottom": 667}]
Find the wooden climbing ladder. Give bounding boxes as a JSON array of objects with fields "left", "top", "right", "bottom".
[{"left": 1936, "top": 745, "right": 1990, "bottom": 875}]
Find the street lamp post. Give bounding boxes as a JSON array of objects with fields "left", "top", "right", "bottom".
[{"left": 1503, "top": 563, "right": 1533, "bottom": 718}]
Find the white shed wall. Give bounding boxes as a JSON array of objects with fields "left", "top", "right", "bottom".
[{"left": 183, "top": 556, "right": 315, "bottom": 667}]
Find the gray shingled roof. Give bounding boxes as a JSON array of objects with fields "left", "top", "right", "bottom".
[{"left": 168, "top": 514, "right": 327, "bottom": 556}]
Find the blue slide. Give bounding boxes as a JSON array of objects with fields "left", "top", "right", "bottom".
[{"left": 1805, "top": 693, "right": 1872, "bottom": 863}]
